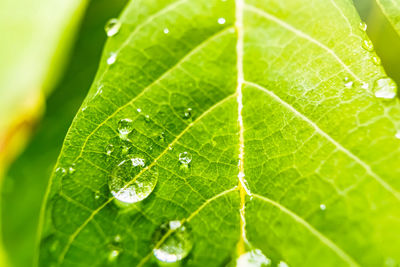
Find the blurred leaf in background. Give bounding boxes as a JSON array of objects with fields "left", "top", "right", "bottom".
[
  {"left": 0, "top": 0, "right": 88, "bottom": 177},
  {"left": 0, "top": 0, "right": 127, "bottom": 266}
]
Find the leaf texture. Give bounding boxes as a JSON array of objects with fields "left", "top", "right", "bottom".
[{"left": 38, "top": 0, "right": 400, "bottom": 266}]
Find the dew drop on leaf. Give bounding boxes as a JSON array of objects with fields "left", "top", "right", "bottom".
[
  {"left": 106, "top": 144, "right": 114, "bottom": 155},
  {"left": 118, "top": 118, "right": 133, "bottom": 136},
  {"left": 114, "top": 235, "right": 121, "bottom": 243},
  {"left": 68, "top": 165, "right": 75, "bottom": 174},
  {"left": 343, "top": 77, "right": 353, "bottom": 88},
  {"left": 320, "top": 203, "right": 326, "bottom": 210},
  {"left": 152, "top": 220, "right": 193, "bottom": 263},
  {"left": 104, "top": 18, "right": 121, "bottom": 37},
  {"left": 109, "top": 158, "right": 157, "bottom": 204},
  {"left": 359, "top": 22, "right": 367, "bottom": 31},
  {"left": 163, "top": 28, "right": 169, "bottom": 34},
  {"left": 395, "top": 130, "right": 400, "bottom": 139},
  {"left": 183, "top": 107, "right": 193, "bottom": 121},
  {"left": 179, "top": 152, "right": 192, "bottom": 165},
  {"left": 144, "top": 114, "right": 150, "bottom": 122},
  {"left": 108, "top": 249, "right": 120, "bottom": 261},
  {"left": 94, "top": 191, "right": 101, "bottom": 199},
  {"left": 107, "top": 52, "right": 117, "bottom": 65},
  {"left": 374, "top": 77, "right": 397, "bottom": 99},
  {"left": 218, "top": 17, "right": 226, "bottom": 25},
  {"left": 55, "top": 167, "right": 66, "bottom": 176},
  {"left": 236, "top": 249, "right": 271, "bottom": 267},
  {"left": 362, "top": 39, "right": 374, "bottom": 51},
  {"left": 372, "top": 56, "right": 381, "bottom": 65},
  {"left": 361, "top": 82, "right": 369, "bottom": 90}
]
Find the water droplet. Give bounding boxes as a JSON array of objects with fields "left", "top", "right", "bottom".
[
  {"left": 168, "top": 146, "right": 173, "bottom": 151},
  {"left": 107, "top": 52, "right": 117, "bottom": 65},
  {"left": 218, "top": 18, "right": 226, "bottom": 25},
  {"left": 109, "top": 158, "right": 157, "bottom": 204},
  {"left": 362, "top": 39, "right": 374, "bottom": 51},
  {"left": 144, "top": 114, "right": 150, "bottom": 122},
  {"left": 179, "top": 152, "right": 192, "bottom": 165},
  {"left": 361, "top": 82, "right": 369, "bottom": 90},
  {"left": 237, "top": 249, "right": 271, "bottom": 267},
  {"left": 372, "top": 56, "right": 381, "bottom": 65},
  {"left": 395, "top": 130, "right": 400, "bottom": 139},
  {"left": 159, "top": 132, "right": 166, "bottom": 143},
  {"left": 152, "top": 220, "right": 193, "bottom": 263},
  {"left": 278, "top": 261, "right": 289, "bottom": 267},
  {"left": 137, "top": 108, "right": 142, "bottom": 113},
  {"left": 108, "top": 249, "right": 120, "bottom": 261},
  {"left": 183, "top": 107, "right": 193, "bottom": 120},
  {"left": 163, "top": 28, "right": 169, "bottom": 34},
  {"left": 359, "top": 22, "right": 367, "bottom": 31},
  {"left": 106, "top": 144, "right": 114, "bottom": 155},
  {"left": 55, "top": 167, "right": 66, "bottom": 175},
  {"left": 105, "top": 18, "right": 121, "bottom": 37},
  {"left": 114, "top": 235, "right": 121, "bottom": 243},
  {"left": 94, "top": 191, "right": 101, "bottom": 199},
  {"left": 320, "top": 204, "right": 326, "bottom": 210},
  {"left": 343, "top": 77, "right": 353, "bottom": 88},
  {"left": 374, "top": 77, "right": 397, "bottom": 99},
  {"left": 118, "top": 118, "right": 133, "bottom": 136},
  {"left": 68, "top": 165, "right": 75, "bottom": 174}
]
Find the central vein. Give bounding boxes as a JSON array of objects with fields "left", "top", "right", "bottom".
[{"left": 235, "top": 0, "right": 250, "bottom": 256}]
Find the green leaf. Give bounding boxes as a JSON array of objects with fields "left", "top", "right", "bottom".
[
  {"left": 38, "top": 0, "right": 400, "bottom": 266},
  {"left": 0, "top": 0, "right": 128, "bottom": 266},
  {"left": 376, "top": 0, "right": 400, "bottom": 36}
]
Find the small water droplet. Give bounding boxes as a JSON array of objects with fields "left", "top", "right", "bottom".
[
  {"left": 168, "top": 146, "right": 173, "bottom": 151},
  {"left": 278, "top": 261, "right": 289, "bottom": 267},
  {"left": 95, "top": 85, "right": 103, "bottom": 97},
  {"left": 109, "top": 158, "right": 157, "bottom": 204},
  {"left": 55, "top": 167, "right": 66, "bottom": 175},
  {"left": 183, "top": 107, "right": 193, "bottom": 120},
  {"left": 81, "top": 106, "right": 87, "bottom": 112},
  {"left": 343, "top": 77, "right": 353, "bottom": 88},
  {"left": 105, "top": 18, "right": 121, "bottom": 37},
  {"left": 395, "top": 130, "right": 400, "bottom": 139},
  {"left": 159, "top": 132, "right": 166, "bottom": 143},
  {"left": 144, "top": 114, "right": 150, "bottom": 122},
  {"left": 108, "top": 249, "right": 120, "bottom": 261},
  {"left": 152, "top": 220, "right": 193, "bottom": 263},
  {"left": 372, "top": 56, "right": 381, "bottom": 65},
  {"left": 118, "top": 118, "right": 133, "bottom": 136},
  {"left": 237, "top": 249, "right": 271, "bottom": 267},
  {"left": 68, "top": 165, "right": 75, "bottom": 174},
  {"left": 94, "top": 191, "right": 101, "bottom": 199},
  {"left": 361, "top": 82, "right": 369, "bottom": 90},
  {"left": 362, "top": 39, "right": 374, "bottom": 51},
  {"left": 106, "top": 144, "right": 114, "bottom": 155},
  {"left": 218, "top": 17, "right": 226, "bottom": 25},
  {"left": 163, "top": 28, "right": 169, "bottom": 34},
  {"left": 374, "top": 77, "right": 397, "bottom": 99},
  {"left": 107, "top": 52, "right": 117, "bottom": 65},
  {"left": 114, "top": 235, "right": 121, "bottom": 243},
  {"left": 359, "top": 22, "right": 367, "bottom": 31},
  {"left": 179, "top": 152, "right": 192, "bottom": 165},
  {"left": 137, "top": 108, "right": 142, "bottom": 113},
  {"left": 320, "top": 204, "right": 326, "bottom": 210}
]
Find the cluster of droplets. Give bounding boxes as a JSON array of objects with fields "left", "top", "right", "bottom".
[
  {"left": 152, "top": 220, "right": 193, "bottom": 263},
  {"left": 357, "top": 21, "right": 398, "bottom": 100}
]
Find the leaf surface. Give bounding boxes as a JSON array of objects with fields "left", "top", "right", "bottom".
[{"left": 39, "top": 0, "right": 400, "bottom": 266}]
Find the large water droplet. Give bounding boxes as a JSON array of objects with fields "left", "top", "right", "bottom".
[
  {"left": 374, "top": 77, "right": 397, "bottom": 99},
  {"left": 237, "top": 249, "right": 271, "bottom": 267},
  {"left": 107, "top": 52, "right": 117, "bottom": 65},
  {"left": 118, "top": 118, "right": 133, "bottom": 136},
  {"left": 105, "top": 18, "right": 121, "bottom": 37},
  {"left": 109, "top": 158, "right": 157, "bottom": 204},
  {"left": 359, "top": 22, "right": 367, "bottom": 31},
  {"left": 152, "top": 220, "right": 193, "bottom": 263},
  {"left": 362, "top": 39, "right": 374, "bottom": 51}
]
